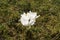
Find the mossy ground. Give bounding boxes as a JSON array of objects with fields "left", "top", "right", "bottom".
[{"left": 0, "top": 0, "right": 60, "bottom": 40}]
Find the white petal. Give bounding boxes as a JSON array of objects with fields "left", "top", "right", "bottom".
[
  {"left": 36, "top": 15, "right": 40, "bottom": 18},
  {"left": 20, "top": 11, "right": 40, "bottom": 26},
  {"left": 29, "top": 19, "right": 35, "bottom": 25}
]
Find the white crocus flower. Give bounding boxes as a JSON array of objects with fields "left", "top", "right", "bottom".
[{"left": 19, "top": 11, "right": 40, "bottom": 26}]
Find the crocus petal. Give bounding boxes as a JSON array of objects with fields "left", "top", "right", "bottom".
[{"left": 20, "top": 11, "right": 40, "bottom": 26}]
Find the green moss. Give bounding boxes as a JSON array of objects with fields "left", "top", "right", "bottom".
[{"left": 0, "top": 0, "right": 60, "bottom": 40}]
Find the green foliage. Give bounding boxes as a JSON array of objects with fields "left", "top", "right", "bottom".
[{"left": 0, "top": 0, "right": 60, "bottom": 40}]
